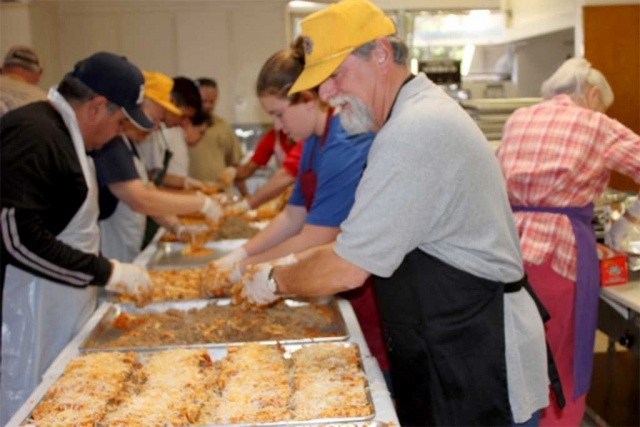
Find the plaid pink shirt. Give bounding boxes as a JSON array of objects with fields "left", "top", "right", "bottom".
[{"left": 497, "top": 95, "right": 640, "bottom": 281}]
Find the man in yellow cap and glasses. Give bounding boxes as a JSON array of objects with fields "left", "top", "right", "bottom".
[
  {"left": 236, "top": 1, "right": 555, "bottom": 425},
  {"left": 93, "top": 71, "right": 222, "bottom": 262}
]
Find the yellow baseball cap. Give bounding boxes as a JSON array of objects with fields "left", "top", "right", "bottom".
[
  {"left": 288, "top": 0, "right": 395, "bottom": 95},
  {"left": 142, "top": 71, "right": 182, "bottom": 116}
]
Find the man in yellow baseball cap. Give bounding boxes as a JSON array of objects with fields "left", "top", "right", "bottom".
[
  {"left": 93, "top": 71, "right": 221, "bottom": 263},
  {"left": 241, "top": 1, "right": 555, "bottom": 426}
]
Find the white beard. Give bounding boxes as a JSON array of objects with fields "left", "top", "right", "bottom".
[{"left": 329, "top": 95, "right": 375, "bottom": 135}]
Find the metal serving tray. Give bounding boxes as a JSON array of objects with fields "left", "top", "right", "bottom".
[
  {"left": 79, "top": 297, "right": 349, "bottom": 352},
  {"left": 146, "top": 239, "right": 247, "bottom": 270},
  {"left": 19, "top": 342, "right": 375, "bottom": 427},
  {"left": 201, "top": 343, "right": 375, "bottom": 426}
]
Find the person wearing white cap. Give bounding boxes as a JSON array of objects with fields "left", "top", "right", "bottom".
[
  {"left": 0, "top": 51, "right": 155, "bottom": 424},
  {"left": 234, "top": 1, "right": 555, "bottom": 426},
  {"left": 0, "top": 45, "right": 47, "bottom": 116}
]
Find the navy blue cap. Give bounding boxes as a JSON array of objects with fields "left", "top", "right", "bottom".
[{"left": 71, "top": 52, "right": 153, "bottom": 131}]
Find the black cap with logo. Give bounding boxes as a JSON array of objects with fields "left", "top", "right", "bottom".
[{"left": 71, "top": 52, "right": 153, "bottom": 131}]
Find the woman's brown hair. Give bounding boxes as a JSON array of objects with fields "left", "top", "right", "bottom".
[{"left": 256, "top": 36, "right": 315, "bottom": 104}]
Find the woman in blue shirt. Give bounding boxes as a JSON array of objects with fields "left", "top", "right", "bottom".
[{"left": 216, "top": 38, "right": 374, "bottom": 268}]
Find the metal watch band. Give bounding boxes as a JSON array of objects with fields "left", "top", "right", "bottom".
[{"left": 267, "top": 267, "right": 279, "bottom": 294}]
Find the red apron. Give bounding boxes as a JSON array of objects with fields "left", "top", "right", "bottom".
[
  {"left": 299, "top": 108, "right": 333, "bottom": 210},
  {"left": 299, "top": 108, "right": 389, "bottom": 371}
]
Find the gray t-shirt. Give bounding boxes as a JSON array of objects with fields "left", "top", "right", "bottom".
[{"left": 335, "top": 74, "right": 549, "bottom": 422}]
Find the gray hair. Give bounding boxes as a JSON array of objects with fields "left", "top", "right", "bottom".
[
  {"left": 352, "top": 36, "right": 409, "bottom": 65},
  {"left": 57, "top": 74, "right": 119, "bottom": 113},
  {"left": 541, "top": 58, "right": 614, "bottom": 109}
]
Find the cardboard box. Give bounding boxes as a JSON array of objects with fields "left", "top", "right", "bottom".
[{"left": 597, "top": 243, "right": 628, "bottom": 287}]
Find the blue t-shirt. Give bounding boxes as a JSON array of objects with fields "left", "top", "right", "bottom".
[
  {"left": 91, "top": 135, "right": 140, "bottom": 220},
  {"left": 289, "top": 115, "right": 375, "bottom": 227}
]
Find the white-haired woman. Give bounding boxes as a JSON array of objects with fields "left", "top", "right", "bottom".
[{"left": 497, "top": 58, "right": 640, "bottom": 426}]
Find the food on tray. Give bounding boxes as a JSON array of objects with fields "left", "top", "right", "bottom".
[
  {"left": 117, "top": 268, "right": 204, "bottom": 304},
  {"left": 291, "top": 343, "right": 372, "bottom": 419},
  {"left": 211, "top": 216, "right": 260, "bottom": 240},
  {"left": 26, "top": 352, "right": 136, "bottom": 426},
  {"left": 102, "top": 349, "right": 212, "bottom": 426},
  {"left": 181, "top": 244, "right": 214, "bottom": 257},
  {"left": 162, "top": 216, "right": 260, "bottom": 243},
  {"left": 83, "top": 300, "right": 342, "bottom": 349},
  {"left": 200, "top": 344, "right": 291, "bottom": 423},
  {"left": 200, "top": 262, "right": 236, "bottom": 298},
  {"left": 23, "top": 343, "right": 372, "bottom": 425}
]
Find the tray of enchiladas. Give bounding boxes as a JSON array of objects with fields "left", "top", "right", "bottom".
[
  {"left": 79, "top": 298, "right": 349, "bottom": 352},
  {"left": 20, "top": 342, "right": 375, "bottom": 426}
]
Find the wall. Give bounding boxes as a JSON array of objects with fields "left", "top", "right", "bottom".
[
  {"left": 503, "top": 0, "right": 578, "bottom": 42},
  {"left": 512, "top": 29, "right": 575, "bottom": 96},
  {"left": 12, "top": 0, "right": 288, "bottom": 124},
  {"left": 0, "top": 3, "right": 32, "bottom": 59}
]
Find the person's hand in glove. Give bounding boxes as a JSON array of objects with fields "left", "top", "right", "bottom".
[
  {"left": 224, "top": 199, "right": 251, "bottom": 217},
  {"left": 201, "top": 261, "right": 243, "bottom": 298},
  {"left": 200, "top": 196, "right": 223, "bottom": 223},
  {"left": 214, "top": 246, "right": 248, "bottom": 268},
  {"left": 105, "top": 260, "right": 153, "bottom": 306},
  {"left": 608, "top": 198, "right": 640, "bottom": 254},
  {"left": 218, "top": 166, "right": 237, "bottom": 187},
  {"left": 183, "top": 176, "right": 205, "bottom": 190},
  {"left": 236, "top": 254, "right": 297, "bottom": 306}
]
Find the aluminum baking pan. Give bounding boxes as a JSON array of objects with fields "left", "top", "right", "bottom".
[
  {"left": 79, "top": 297, "right": 349, "bottom": 352},
  {"left": 145, "top": 239, "right": 247, "bottom": 270},
  {"left": 200, "top": 342, "right": 376, "bottom": 426},
  {"left": 20, "top": 342, "right": 375, "bottom": 427}
]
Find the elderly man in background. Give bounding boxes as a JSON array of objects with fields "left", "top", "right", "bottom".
[
  {"left": 0, "top": 52, "right": 154, "bottom": 424},
  {"left": 236, "top": 0, "right": 554, "bottom": 425},
  {"left": 189, "top": 77, "right": 246, "bottom": 194},
  {"left": 0, "top": 45, "right": 47, "bottom": 116}
]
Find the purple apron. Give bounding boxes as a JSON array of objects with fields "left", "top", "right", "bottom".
[{"left": 512, "top": 204, "right": 599, "bottom": 399}]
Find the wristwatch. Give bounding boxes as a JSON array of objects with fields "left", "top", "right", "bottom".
[{"left": 267, "top": 267, "right": 279, "bottom": 294}]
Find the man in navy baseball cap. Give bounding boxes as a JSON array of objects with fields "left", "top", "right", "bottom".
[
  {"left": 0, "top": 50, "right": 158, "bottom": 423},
  {"left": 71, "top": 51, "right": 154, "bottom": 131}
]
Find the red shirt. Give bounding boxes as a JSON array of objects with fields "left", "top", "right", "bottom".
[
  {"left": 497, "top": 95, "right": 640, "bottom": 280},
  {"left": 251, "top": 129, "right": 303, "bottom": 177}
]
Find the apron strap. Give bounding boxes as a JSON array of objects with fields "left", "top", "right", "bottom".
[{"left": 521, "top": 276, "right": 566, "bottom": 409}]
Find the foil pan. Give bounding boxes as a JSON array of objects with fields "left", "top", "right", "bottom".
[
  {"left": 21, "top": 343, "right": 375, "bottom": 426},
  {"left": 145, "top": 239, "right": 247, "bottom": 270},
  {"left": 79, "top": 297, "right": 349, "bottom": 352}
]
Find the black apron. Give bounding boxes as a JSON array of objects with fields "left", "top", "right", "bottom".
[
  {"left": 371, "top": 73, "right": 563, "bottom": 425},
  {"left": 374, "top": 249, "right": 523, "bottom": 426}
]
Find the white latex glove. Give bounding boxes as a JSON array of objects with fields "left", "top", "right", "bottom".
[
  {"left": 105, "top": 260, "right": 153, "bottom": 303},
  {"left": 184, "top": 176, "right": 205, "bottom": 190},
  {"left": 608, "top": 200, "right": 640, "bottom": 254},
  {"left": 214, "top": 246, "right": 248, "bottom": 268},
  {"left": 218, "top": 166, "right": 237, "bottom": 187},
  {"left": 240, "top": 262, "right": 278, "bottom": 306},
  {"left": 224, "top": 199, "right": 251, "bottom": 216},
  {"left": 240, "top": 254, "right": 298, "bottom": 305},
  {"left": 200, "top": 196, "right": 223, "bottom": 222}
]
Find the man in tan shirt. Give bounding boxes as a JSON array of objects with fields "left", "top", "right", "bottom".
[
  {"left": 189, "top": 77, "right": 246, "bottom": 194},
  {"left": 0, "top": 46, "right": 47, "bottom": 116}
]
